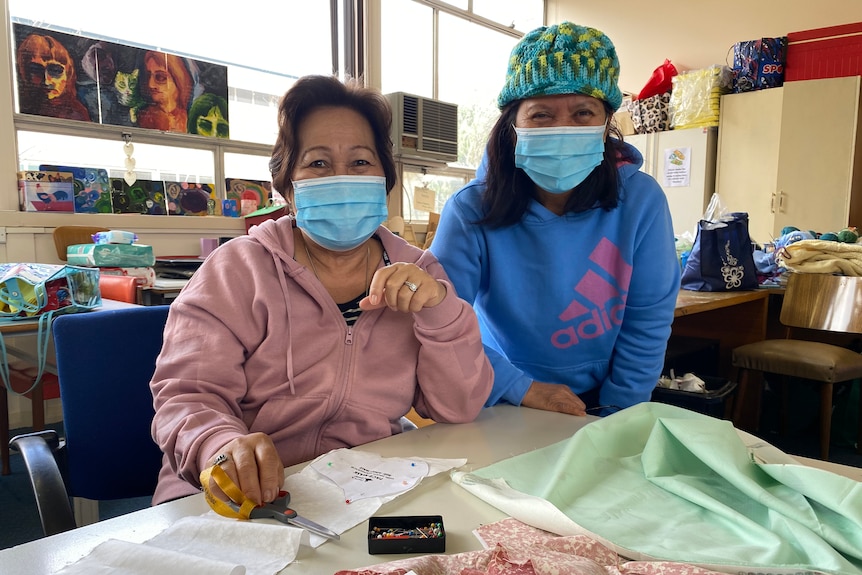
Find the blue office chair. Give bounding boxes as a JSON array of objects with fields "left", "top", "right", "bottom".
[{"left": 9, "top": 305, "right": 170, "bottom": 536}]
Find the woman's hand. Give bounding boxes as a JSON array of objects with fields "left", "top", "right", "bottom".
[
  {"left": 205, "top": 432, "right": 284, "bottom": 505},
  {"left": 360, "top": 263, "right": 446, "bottom": 313},
  {"left": 522, "top": 381, "right": 587, "bottom": 416}
]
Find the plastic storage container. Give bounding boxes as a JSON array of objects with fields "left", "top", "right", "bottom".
[
  {"left": 368, "top": 515, "right": 445, "bottom": 555},
  {"left": 663, "top": 335, "right": 720, "bottom": 378},
  {"left": 651, "top": 375, "right": 736, "bottom": 419}
]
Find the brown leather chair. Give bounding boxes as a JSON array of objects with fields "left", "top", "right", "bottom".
[
  {"left": 732, "top": 272, "right": 862, "bottom": 460},
  {"left": 52, "top": 226, "right": 109, "bottom": 262}
]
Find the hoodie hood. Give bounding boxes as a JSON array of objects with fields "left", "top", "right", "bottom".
[{"left": 247, "top": 215, "right": 298, "bottom": 267}]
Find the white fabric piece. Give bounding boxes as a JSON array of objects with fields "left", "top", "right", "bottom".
[
  {"left": 285, "top": 450, "right": 467, "bottom": 548},
  {"left": 53, "top": 515, "right": 301, "bottom": 575},
  {"left": 309, "top": 448, "right": 430, "bottom": 502},
  {"left": 53, "top": 539, "right": 244, "bottom": 575}
]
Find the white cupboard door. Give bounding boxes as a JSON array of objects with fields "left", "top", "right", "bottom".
[
  {"left": 654, "top": 127, "right": 717, "bottom": 238},
  {"left": 626, "top": 129, "right": 717, "bottom": 237},
  {"left": 715, "top": 88, "right": 783, "bottom": 245},
  {"left": 774, "top": 76, "right": 860, "bottom": 237}
]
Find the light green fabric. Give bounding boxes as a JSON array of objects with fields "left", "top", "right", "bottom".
[{"left": 453, "top": 402, "right": 862, "bottom": 574}]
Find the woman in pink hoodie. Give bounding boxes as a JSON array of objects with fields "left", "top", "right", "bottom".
[{"left": 150, "top": 75, "right": 493, "bottom": 506}]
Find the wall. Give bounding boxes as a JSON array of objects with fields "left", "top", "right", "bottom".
[{"left": 547, "top": 0, "right": 862, "bottom": 96}]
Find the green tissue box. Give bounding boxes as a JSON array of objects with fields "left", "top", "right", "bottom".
[{"left": 66, "top": 243, "right": 156, "bottom": 268}]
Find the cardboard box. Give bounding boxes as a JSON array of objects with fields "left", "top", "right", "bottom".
[
  {"left": 244, "top": 203, "right": 288, "bottom": 232},
  {"left": 17, "top": 171, "right": 75, "bottom": 212},
  {"left": 66, "top": 243, "right": 156, "bottom": 268},
  {"left": 786, "top": 22, "right": 862, "bottom": 82}
]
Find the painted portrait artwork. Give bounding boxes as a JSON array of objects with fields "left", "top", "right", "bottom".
[{"left": 13, "top": 23, "right": 229, "bottom": 138}]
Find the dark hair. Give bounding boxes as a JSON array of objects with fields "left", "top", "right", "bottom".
[
  {"left": 479, "top": 100, "right": 633, "bottom": 228},
  {"left": 269, "top": 75, "right": 397, "bottom": 196}
]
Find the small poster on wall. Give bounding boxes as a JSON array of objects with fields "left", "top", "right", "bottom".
[
  {"left": 663, "top": 146, "right": 692, "bottom": 188},
  {"left": 13, "top": 23, "right": 229, "bottom": 138}
]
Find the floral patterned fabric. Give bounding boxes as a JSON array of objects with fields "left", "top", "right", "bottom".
[{"left": 335, "top": 518, "right": 726, "bottom": 575}]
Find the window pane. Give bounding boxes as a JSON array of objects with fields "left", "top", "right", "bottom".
[
  {"left": 17, "top": 131, "right": 215, "bottom": 183},
  {"left": 380, "top": 0, "right": 433, "bottom": 97},
  {"left": 438, "top": 14, "right": 519, "bottom": 169},
  {"left": 472, "top": 0, "right": 544, "bottom": 31},
  {"left": 228, "top": 68, "right": 293, "bottom": 145},
  {"left": 224, "top": 152, "right": 272, "bottom": 186},
  {"left": 402, "top": 167, "right": 471, "bottom": 222}
]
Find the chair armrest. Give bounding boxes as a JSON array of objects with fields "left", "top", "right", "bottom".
[{"left": 9, "top": 430, "right": 76, "bottom": 536}]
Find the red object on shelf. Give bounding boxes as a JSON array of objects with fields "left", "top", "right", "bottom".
[{"left": 785, "top": 22, "right": 862, "bottom": 82}]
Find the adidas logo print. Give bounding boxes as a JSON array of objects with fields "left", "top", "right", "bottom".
[{"left": 552, "top": 238, "right": 632, "bottom": 348}]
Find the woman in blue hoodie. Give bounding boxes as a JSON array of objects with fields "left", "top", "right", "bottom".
[{"left": 430, "top": 22, "right": 680, "bottom": 416}]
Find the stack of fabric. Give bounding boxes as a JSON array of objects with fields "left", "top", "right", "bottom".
[
  {"left": 778, "top": 238, "right": 862, "bottom": 275},
  {"left": 669, "top": 65, "right": 732, "bottom": 130}
]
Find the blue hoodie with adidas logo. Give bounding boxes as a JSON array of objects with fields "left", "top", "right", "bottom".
[{"left": 430, "top": 142, "right": 680, "bottom": 412}]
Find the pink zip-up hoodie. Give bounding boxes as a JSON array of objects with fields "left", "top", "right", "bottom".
[{"left": 150, "top": 216, "right": 493, "bottom": 504}]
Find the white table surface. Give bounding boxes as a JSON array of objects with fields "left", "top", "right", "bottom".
[{"left": 1, "top": 404, "right": 859, "bottom": 574}]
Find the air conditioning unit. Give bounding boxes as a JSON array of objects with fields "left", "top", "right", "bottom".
[{"left": 386, "top": 92, "right": 458, "bottom": 164}]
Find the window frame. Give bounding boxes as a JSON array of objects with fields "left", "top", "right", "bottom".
[{"left": 0, "top": 0, "right": 543, "bottom": 228}]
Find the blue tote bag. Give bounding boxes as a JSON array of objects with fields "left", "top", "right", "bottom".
[{"left": 681, "top": 212, "right": 758, "bottom": 291}]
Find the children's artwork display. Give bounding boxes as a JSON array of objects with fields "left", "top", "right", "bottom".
[
  {"left": 40, "top": 165, "right": 112, "bottom": 213},
  {"left": 13, "top": 23, "right": 228, "bottom": 137},
  {"left": 226, "top": 178, "right": 272, "bottom": 216},
  {"left": 110, "top": 178, "right": 168, "bottom": 215},
  {"left": 17, "top": 171, "right": 75, "bottom": 212},
  {"left": 165, "top": 181, "right": 216, "bottom": 216}
]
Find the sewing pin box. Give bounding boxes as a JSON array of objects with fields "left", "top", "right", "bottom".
[{"left": 368, "top": 515, "right": 445, "bottom": 555}]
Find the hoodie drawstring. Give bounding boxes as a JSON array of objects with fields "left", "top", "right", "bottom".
[{"left": 272, "top": 251, "right": 296, "bottom": 395}]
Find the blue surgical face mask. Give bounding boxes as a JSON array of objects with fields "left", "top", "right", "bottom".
[
  {"left": 514, "top": 125, "right": 606, "bottom": 194},
  {"left": 292, "top": 175, "right": 388, "bottom": 252}
]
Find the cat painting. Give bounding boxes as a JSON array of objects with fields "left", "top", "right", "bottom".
[{"left": 113, "top": 69, "right": 145, "bottom": 125}]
